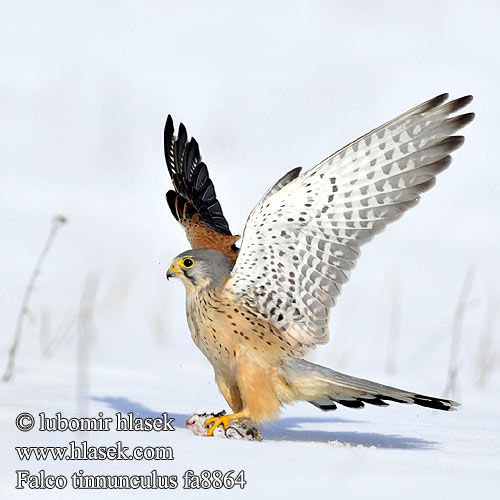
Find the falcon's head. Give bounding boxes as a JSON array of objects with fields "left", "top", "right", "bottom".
[{"left": 167, "top": 248, "right": 233, "bottom": 291}]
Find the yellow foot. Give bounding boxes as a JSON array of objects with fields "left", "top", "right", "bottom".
[{"left": 205, "top": 412, "right": 246, "bottom": 436}]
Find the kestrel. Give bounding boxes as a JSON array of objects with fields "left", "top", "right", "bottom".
[{"left": 164, "top": 94, "right": 474, "bottom": 436}]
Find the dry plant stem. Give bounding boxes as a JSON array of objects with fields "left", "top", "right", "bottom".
[
  {"left": 77, "top": 273, "right": 99, "bottom": 418},
  {"left": 443, "top": 265, "right": 475, "bottom": 399},
  {"left": 2, "top": 215, "right": 67, "bottom": 382},
  {"left": 39, "top": 308, "right": 51, "bottom": 357},
  {"left": 475, "top": 294, "right": 499, "bottom": 388},
  {"left": 43, "top": 267, "right": 132, "bottom": 357}
]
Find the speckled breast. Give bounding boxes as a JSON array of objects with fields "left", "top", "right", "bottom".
[{"left": 185, "top": 288, "right": 296, "bottom": 373}]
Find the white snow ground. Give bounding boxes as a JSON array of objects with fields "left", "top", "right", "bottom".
[
  {"left": 1, "top": 328, "right": 499, "bottom": 499},
  {"left": 1, "top": 1, "right": 500, "bottom": 498}
]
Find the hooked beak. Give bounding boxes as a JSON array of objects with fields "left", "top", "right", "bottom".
[{"left": 166, "top": 263, "right": 180, "bottom": 280}]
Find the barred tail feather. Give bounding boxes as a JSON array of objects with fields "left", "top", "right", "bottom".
[{"left": 282, "top": 358, "right": 458, "bottom": 412}]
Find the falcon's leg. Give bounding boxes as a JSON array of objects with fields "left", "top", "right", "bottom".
[
  {"left": 215, "top": 372, "right": 243, "bottom": 412},
  {"left": 206, "top": 372, "right": 247, "bottom": 435},
  {"left": 205, "top": 411, "right": 248, "bottom": 436},
  {"left": 205, "top": 354, "right": 281, "bottom": 434},
  {"left": 234, "top": 352, "right": 281, "bottom": 422}
]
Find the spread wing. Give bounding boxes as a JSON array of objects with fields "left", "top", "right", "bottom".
[
  {"left": 164, "top": 115, "right": 239, "bottom": 263},
  {"left": 229, "top": 94, "right": 474, "bottom": 355}
]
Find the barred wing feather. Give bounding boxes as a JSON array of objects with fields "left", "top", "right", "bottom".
[{"left": 229, "top": 94, "right": 474, "bottom": 355}]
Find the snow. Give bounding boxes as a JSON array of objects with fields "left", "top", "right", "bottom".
[
  {"left": 1, "top": 0, "right": 500, "bottom": 498},
  {"left": 1, "top": 334, "right": 499, "bottom": 499}
]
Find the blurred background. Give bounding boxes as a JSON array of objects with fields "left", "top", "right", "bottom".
[{"left": 1, "top": 0, "right": 499, "bottom": 406}]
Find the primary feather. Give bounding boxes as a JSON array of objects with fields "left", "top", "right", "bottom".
[
  {"left": 164, "top": 115, "right": 240, "bottom": 263},
  {"left": 164, "top": 94, "right": 473, "bottom": 428},
  {"left": 229, "top": 94, "right": 474, "bottom": 355}
]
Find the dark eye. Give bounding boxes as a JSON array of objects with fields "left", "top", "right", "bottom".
[{"left": 181, "top": 258, "right": 194, "bottom": 268}]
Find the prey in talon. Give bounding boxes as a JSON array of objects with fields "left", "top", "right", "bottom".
[
  {"left": 185, "top": 412, "right": 261, "bottom": 440},
  {"left": 163, "top": 94, "right": 474, "bottom": 439}
]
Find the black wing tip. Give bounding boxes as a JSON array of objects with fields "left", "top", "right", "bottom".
[
  {"left": 444, "top": 112, "right": 475, "bottom": 130},
  {"left": 423, "top": 93, "right": 449, "bottom": 111},
  {"left": 434, "top": 92, "right": 450, "bottom": 103},
  {"left": 178, "top": 121, "right": 187, "bottom": 139},
  {"left": 444, "top": 95, "right": 474, "bottom": 115},
  {"left": 190, "top": 136, "right": 199, "bottom": 150},
  {"left": 457, "top": 94, "right": 474, "bottom": 106},
  {"left": 411, "top": 395, "right": 459, "bottom": 411},
  {"left": 163, "top": 114, "right": 233, "bottom": 236},
  {"left": 165, "top": 114, "right": 174, "bottom": 131},
  {"left": 164, "top": 115, "right": 176, "bottom": 173},
  {"left": 424, "top": 93, "right": 474, "bottom": 116},
  {"left": 166, "top": 190, "right": 180, "bottom": 221},
  {"left": 459, "top": 111, "right": 475, "bottom": 125},
  {"left": 164, "top": 115, "right": 175, "bottom": 148}
]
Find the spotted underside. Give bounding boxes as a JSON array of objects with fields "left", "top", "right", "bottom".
[{"left": 229, "top": 94, "right": 474, "bottom": 355}]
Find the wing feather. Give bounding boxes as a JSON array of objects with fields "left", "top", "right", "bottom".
[
  {"left": 229, "top": 94, "right": 474, "bottom": 354},
  {"left": 164, "top": 115, "right": 239, "bottom": 263}
]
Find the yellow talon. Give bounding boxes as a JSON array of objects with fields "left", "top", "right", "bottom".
[{"left": 205, "top": 412, "right": 246, "bottom": 436}]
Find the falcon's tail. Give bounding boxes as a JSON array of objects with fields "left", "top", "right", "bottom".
[{"left": 281, "top": 358, "right": 458, "bottom": 412}]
